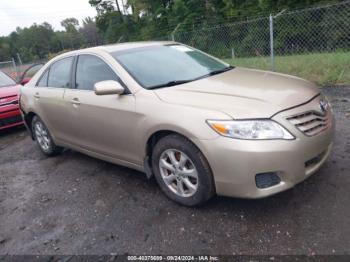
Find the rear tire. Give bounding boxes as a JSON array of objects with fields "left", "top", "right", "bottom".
[
  {"left": 32, "top": 116, "right": 63, "bottom": 156},
  {"left": 152, "top": 134, "right": 215, "bottom": 206}
]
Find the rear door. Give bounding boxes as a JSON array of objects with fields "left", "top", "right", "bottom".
[
  {"left": 62, "top": 54, "right": 139, "bottom": 163},
  {"left": 33, "top": 56, "right": 74, "bottom": 141}
]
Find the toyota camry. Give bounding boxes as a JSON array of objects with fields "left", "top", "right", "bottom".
[{"left": 20, "top": 42, "right": 334, "bottom": 206}]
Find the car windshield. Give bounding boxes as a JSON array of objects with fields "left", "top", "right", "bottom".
[
  {"left": 0, "top": 71, "right": 16, "bottom": 88},
  {"left": 111, "top": 44, "right": 233, "bottom": 89}
]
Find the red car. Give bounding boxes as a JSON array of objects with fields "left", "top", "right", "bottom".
[
  {"left": 0, "top": 64, "right": 44, "bottom": 130},
  {"left": 0, "top": 71, "right": 23, "bottom": 129},
  {"left": 0, "top": 70, "right": 24, "bottom": 130}
]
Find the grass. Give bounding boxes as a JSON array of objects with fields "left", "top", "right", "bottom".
[{"left": 224, "top": 52, "right": 350, "bottom": 86}]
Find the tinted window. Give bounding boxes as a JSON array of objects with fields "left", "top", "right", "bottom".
[
  {"left": 112, "top": 45, "right": 230, "bottom": 89},
  {"left": 0, "top": 71, "right": 16, "bottom": 87},
  {"left": 75, "top": 55, "right": 119, "bottom": 91},
  {"left": 48, "top": 57, "right": 73, "bottom": 88},
  {"left": 37, "top": 70, "right": 49, "bottom": 87}
]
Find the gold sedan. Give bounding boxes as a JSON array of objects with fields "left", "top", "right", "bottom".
[{"left": 20, "top": 42, "right": 334, "bottom": 206}]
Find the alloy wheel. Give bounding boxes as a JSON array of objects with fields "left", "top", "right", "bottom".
[
  {"left": 159, "top": 149, "right": 199, "bottom": 197},
  {"left": 34, "top": 121, "right": 51, "bottom": 152}
]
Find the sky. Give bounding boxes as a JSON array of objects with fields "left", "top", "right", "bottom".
[{"left": 0, "top": 0, "right": 97, "bottom": 36}]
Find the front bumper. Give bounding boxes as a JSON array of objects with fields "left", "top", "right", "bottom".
[
  {"left": 0, "top": 108, "right": 23, "bottom": 130},
  {"left": 194, "top": 97, "right": 335, "bottom": 199}
]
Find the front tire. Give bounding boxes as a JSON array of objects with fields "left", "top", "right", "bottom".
[
  {"left": 152, "top": 134, "right": 215, "bottom": 206},
  {"left": 32, "top": 116, "right": 63, "bottom": 156}
]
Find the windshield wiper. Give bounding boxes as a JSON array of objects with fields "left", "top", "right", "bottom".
[
  {"left": 148, "top": 80, "right": 192, "bottom": 90},
  {"left": 210, "top": 65, "right": 234, "bottom": 75},
  {"left": 195, "top": 65, "right": 234, "bottom": 80},
  {"left": 147, "top": 66, "right": 234, "bottom": 90}
]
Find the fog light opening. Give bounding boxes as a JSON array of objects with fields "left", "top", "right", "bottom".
[{"left": 255, "top": 172, "right": 281, "bottom": 189}]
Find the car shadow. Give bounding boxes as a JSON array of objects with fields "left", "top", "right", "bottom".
[
  {"left": 0, "top": 125, "right": 27, "bottom": 152},
  {"left": 0, "top": 125, "right": 26, "bottom": 137},
  {"left": 59, "top": 146, "right": 326, "bottom": 215}
]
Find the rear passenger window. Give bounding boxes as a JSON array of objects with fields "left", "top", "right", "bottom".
[
  {"left": 37, "top": 70, "right": 49, "bottom": 87},
  {"left": 75, "top": 55, "right": 119, "bottom": 91},
  {"left": 48, "top": 57, "right": 73, "bottom": 88}
]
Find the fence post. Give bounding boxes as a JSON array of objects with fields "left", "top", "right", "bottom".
[
  {"left": 16, "top": 53, "right": 23, "bottom": 66},
  {"left": 231, "top": 48, "right": 235, "bottom": 59},
  {"left": 269, "top": 10, "right": 286, "bottom": 72},
  {"left": 171, "top": 23, "right": 182, "bottom": 42},
  {"left": 11, "top": 57, "right": 19, "bottom": 82},
  {"left": 269, "top": 14, "right": 275, "bottom": 71}
]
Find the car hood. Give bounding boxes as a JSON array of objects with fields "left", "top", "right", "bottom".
[
  {"left": 154, "top": 67, "right": 320, "bottom": 119},
  {"left": 0, "top": 85, "right": 21, "bottom": 98}
]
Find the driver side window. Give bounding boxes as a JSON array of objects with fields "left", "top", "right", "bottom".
[{"left": 75, "top": 55, "right": 120, "bottom": 91}]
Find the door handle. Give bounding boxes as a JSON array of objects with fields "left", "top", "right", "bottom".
[
  {"left": 34, "top": 93, "right": 40, "bottom": 99},
  {"left": 71, "top": 98, "right": 81, "bottom": 106}
]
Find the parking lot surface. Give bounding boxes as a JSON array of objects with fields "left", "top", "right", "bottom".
[{"left": 0, "top": 87, "right": 349, "bottom": 255}]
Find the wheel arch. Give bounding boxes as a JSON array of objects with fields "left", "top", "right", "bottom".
[
  {"left": 144, "top": 128, "right": 217, "bottom": 204},
  {"left": 23, "top": 111, "right": 37, "bottom": 140},
  {"left": 143, "top": 128, "right": 207, "bottom": 179}
]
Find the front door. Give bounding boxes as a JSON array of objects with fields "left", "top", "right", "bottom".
[{"left": 62, "top": 54, "right": 140, "bottom": 164}]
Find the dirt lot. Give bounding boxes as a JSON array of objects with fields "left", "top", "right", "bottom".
[{"left": 0, "top": 87, "right": 349, "bottom": 255}]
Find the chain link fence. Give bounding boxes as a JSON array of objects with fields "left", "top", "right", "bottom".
[
  {"left": 0, "top": 58, "right": 47, "bottom": 83},
  {"left": 172, "top": 1, "right": 350, "bottom": 85},
  {"left": 0, "top": 59, "right": 20, "bottom": 82},
  {"left": 174, "top": 17, "right": 270, "bottom": 59},
  {"left": 6, "top": 1, "right": 349, "bottom": 85}
]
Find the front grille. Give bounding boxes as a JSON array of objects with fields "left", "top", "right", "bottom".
[
  {"left": 0, "top": 115, "right": 23, "bottom": 128},
  {"left": 0, "top": 96, "right": 18, "bottom": 107},
  {"left": 0, "top": 100, "right": 18, "bottom": 107},
  {"left": 287, "top": 111, "right": 329, "bottom": 137}
]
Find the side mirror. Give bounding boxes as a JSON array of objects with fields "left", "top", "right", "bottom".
[
  {"left": 20, "top": 77, "right": 31, "bottom": 86},
  {"left": 94, "top": 80, "right": 125, "bottom": 96},
  {"left": 19, "top": 63, "right": 44, "bottom": 86}
]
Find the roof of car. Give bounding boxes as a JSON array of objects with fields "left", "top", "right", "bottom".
[
  {"left": 82, "top": 41, "right": 176, "bottom": 54},
  {"left": 49, "top": 41, "right": 178, "bottom": 64}
]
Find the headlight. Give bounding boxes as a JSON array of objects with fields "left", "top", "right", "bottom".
[{"left": 207, "top": 120, "right": 294, "bottom": 140}]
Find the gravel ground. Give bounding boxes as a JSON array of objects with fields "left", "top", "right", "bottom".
[{"left": 0, "top": 86, "right": 349, "bottom": 255}]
